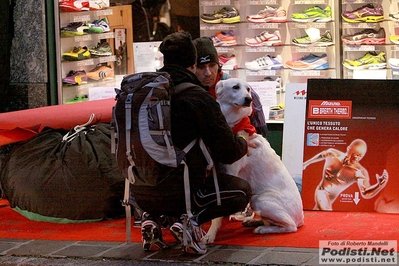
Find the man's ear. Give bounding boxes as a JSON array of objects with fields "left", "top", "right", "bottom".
[{"left": 187, "top": 64, "right": 196, "bottom": 73}]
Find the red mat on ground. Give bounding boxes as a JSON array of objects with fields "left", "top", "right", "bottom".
[{"left": 1, "top": 199, "right": 399, "bottom": 248}]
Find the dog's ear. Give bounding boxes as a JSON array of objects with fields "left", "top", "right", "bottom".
[
  {"left": 246, "top": 82, "right": 253, "bottom": 93},
  {"left": 215, "top": 80, "right": 224, "bottom": 98}
]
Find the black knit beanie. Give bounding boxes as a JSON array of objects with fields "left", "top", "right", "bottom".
[
  {"left": 159, "top": 32, "right": 197, "bottom": 68},
  {"left": 193, "top": 37, "right": 219, "bottom": 66}
]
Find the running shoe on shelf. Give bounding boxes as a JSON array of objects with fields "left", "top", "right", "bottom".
[
  {"left": 341, "top": 28, "right": 385, "bottom": 45},
  {"left": 62, "top": 70, "right": 88, "bottom": 85},
  {"left": 245, "top": 55, "right": 283, "bottom": 71},
  {"left": 389, "top": 35, "right": 399, "bottom": 44},
  {"left": 60, "top": 22, "right": 89, "bottom": 37},
  {"left": 342, "top": 4, "right": 384, "bottom": 23},
  {"left": 211, "top": 30, "right": 237, "bottom": 46},
  {"left": 59, "top": 0, "right": 89, "bottom": 12},
  {"left": 342, "top": 51, "right": 386, "bottom": 70},
  {"left": 201, "top": 6, "right": 240, "bottom": 24},
  {"left": 65, "top": 94, "right": 89, "bottom": 104},
  {"left": 291, "top": 6, "right": 332, "bottom": 23},
  {"left": 245, "top": 30, "right": 282, "bottom": 47},
  {"left": 89, "top": 0, "right": 109, "bottom": 10},
  {"left": 292, "top": 28, "right": 333, "bottom": 47},
  {"left": 388, "top": 57, "right": 399, "bottom": 70},
  {"left": 246, "top": 6, "right": 287, "bottom": 23},
  {"left": 86, "top": 64, "right": 114, "bottom": 80},
  {"left": 62, "top": 46, "right": 91, "bottom": 61},
  {"left": 389, "top": 12, "right": 399, "bottom": 21},
  {"left": 219, "top": 54, "right": 238, "bottom": 70},
  {"left": 85, "top": 18, "right": 110, "bottom": 34},
  {"left": 286, "top": 53, "right": 329, "bottom": 70},
  {"left": 89, "top": 42, "right": 112, "bottom": 56}
]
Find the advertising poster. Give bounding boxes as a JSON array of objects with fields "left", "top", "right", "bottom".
[
  {"left": 281, "top": 83, "right": 307, "bottom": 194},
  {"left": 114, "top": 28, "right": 127, "bottom": 75},
  {"left": 248, "top": 81, "right": 278, "bottom": 120},
  {"left": 302, "top": 79, "right": 399, "bottom": 213}
]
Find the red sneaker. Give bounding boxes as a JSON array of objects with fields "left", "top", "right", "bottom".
[{"left": 59, "top": 1, "right": 90, "bottom": 12}]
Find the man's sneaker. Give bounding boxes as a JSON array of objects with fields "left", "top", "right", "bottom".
[
  {"left": 65, "top": 94, "right": 89, "bottom": 104},
  {"left": 286, "top": 53, "right": 329, "bottom": 70},
  {"left": 141, "top": 213, "right": 168, "bottom": 251},
  {"left": 62, "top": 70, "right": 88, "bottom": 85},
  {"left": 201, "top": 6, "right": 240, "bottom": 24},
  {"left": 246, "top": 6, "right": 287, "bottom": 23},
  {"left": 291, "top": 5, "right": 332, "bottom": 23},
  {"left": 292, "top": 28, "right": 333, "bottom": 47},
  {"left": 86, "top": 64, "right": 114, "bottom": 80},
  {"left": 89, "top": 42, "right": 112, "bottom": 56},
  {"left": 342, "top": 4, "right": 384, "bottom": 23},
  {"left": 85, "top": 18, "right": 110, "bottom": 34},
  {"left": 62, "top": 46, "right": 91, "bottom": 61},
  {"left": 211, "top": 30, "right": 237, "bottom": 46},
  {"left": 60, "top": 22, "right": 89, "bottom": 37},
  {"left": 89, "top": 0, "right": 109, "bottom": 10},
  {"left": 341, "top": 28, "right": 385, "bottom": 45},
  {"left": 390, "top": 35, "right": 399, "bottom": 44},
  {"left": 342, "top": 51, "right": 386, "bottom": 70},
  {"left": 59, "top": 0, "right": 89, "bottom": 12},
  {"left": 170, "top": 217, "right": 207, "bottom": 255},
  {"left": 219, "top": 54, "right": 238, "bottom": 70},
  {"left": 245, "top": 30, "right": 282, "bottom": 47},
  {"left": 245, "top": 54, "right": 283, "bottom": 71}
]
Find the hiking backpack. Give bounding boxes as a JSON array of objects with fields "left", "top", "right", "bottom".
[{"left": 112, "top": 72, "right": 220, "bottom": 243}]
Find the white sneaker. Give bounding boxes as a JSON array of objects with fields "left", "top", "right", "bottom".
[
  {"left": 388, "top": 57, "right": 399, "bottom": 70},
  {"left": 245, "top": 55, "right": 283, "bottom": 71},
  {"left": 170, "top": 217, "right": 207, "bottom": 255},
  {"left": 245, "top": 30, "right": 282, "bottom": 47}
]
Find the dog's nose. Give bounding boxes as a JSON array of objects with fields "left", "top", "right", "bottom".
[{"left": 244, "top": 96, "right": 252, "bottom": 106}]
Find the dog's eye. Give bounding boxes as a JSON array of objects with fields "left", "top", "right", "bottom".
[
  {"left": 246, "top": 87, "right": 250, "bottom": 92},
  {"left": 232, "top": 85, "right": 239, "bottom": 90}
]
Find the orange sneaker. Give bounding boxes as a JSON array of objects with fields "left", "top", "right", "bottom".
[{"left": 86, "top": 64, "right": 114, "bottom": 80}]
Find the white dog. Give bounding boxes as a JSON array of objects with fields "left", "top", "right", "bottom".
[{"left": 203, "top": 78, "right": 304, "bottom": 244}]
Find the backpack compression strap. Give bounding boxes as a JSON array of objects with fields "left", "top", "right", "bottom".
[
  {"left": 181, "top": 138, "right": 220, "bottom": 247},
  {"left": 123, "top": 93, "right": 136, "bottom": 243}
]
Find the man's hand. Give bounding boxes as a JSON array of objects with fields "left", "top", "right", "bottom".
[
  {"left": 377, "top": 169, "right": 388, "bottom": 186},
  {"left": 237, "top": 130, "right": 257, "bottom": 149}
]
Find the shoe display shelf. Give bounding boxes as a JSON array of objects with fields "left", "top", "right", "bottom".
[
  {"left": 281, "top": 0, "right": 340, "bottom": 89},
  {"left": 55, "top": 7, "right": 116, "bottom": 104},
  {"left": 199, "top": 0, "right": 341, "bottom": 123},
  {"left": 341, "top": 0, "right": 395, "bottom": 79}
]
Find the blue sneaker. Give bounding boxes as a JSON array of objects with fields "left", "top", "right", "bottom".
[
  {"left": 245, "top": 55, "right": 284, "bottom": 71},
  {"left": 286, "top": 53, "right": 329, "bottom": 70}
]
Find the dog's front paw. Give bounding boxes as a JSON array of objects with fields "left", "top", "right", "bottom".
[{"left": 202, "top": 233, "right": 215, "bottom": 244}]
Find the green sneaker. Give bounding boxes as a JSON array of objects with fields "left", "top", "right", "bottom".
[
  {"left": 291, "top": 6, "right": 332, "bottom": 23},
  {"left": 65, "top": 94, "right": 89, "bottom": 104},
  {"left": 62, "top": 46, "right": 91, "bottom": 61},
  {"left": 292, "top": 28, "right": 333, "bottom": 47},
  {"left": 343, "top": 52, "right": 386, "bottom": 70},
  {"left": 89, "top": 42, "right": 112, "bottom": 57}
]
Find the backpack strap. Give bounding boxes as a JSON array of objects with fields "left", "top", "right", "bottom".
[
  {"left": 181, "top": 138, "right": 220, "bottom": 247},
  {"left": 124, "top": 93, "right": 135, "bottom": 243}
]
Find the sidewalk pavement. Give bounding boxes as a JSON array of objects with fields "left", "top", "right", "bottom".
[{"left": 0, "top": 238, "right": 321, "bottom": 265}]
